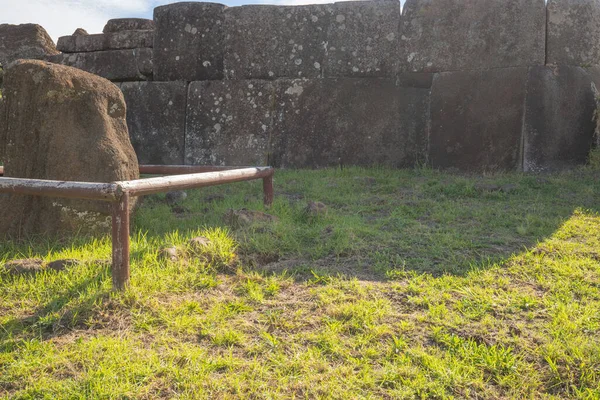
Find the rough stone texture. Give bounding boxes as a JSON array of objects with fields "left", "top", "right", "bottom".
[
  {"left": 57, "top": 30, "right": 154, "bottom": 53},
  {"left": 324, "top": 1, "right": 399, "bottom": 78},
  {"left": 546, "top": 0, "right": 600, "bottom": 66},
  {"left": 120, "top": 82, "right": 187, "bottom": 164},
  {"left": 47, "top": 48, "right": 153, "bottom": 81},
  {"left": 0, "top": 96, "right": 5, "bottom": 159},
  {"left": 103, "top": 18, "right": 155, "bottom": 33},
  {"left": 0, "top": 60, "right": 139, "bottom": 238},
  {"left": 429, "top": 68, "right": 528, "bottom": 171},
  {"left": 73, "top": 28, "right": 89, "bottom": 36},
  {"left": 224, "top": 5, "right": 331, "bottom": 79},
  {"left": 275, "top": 78, "right": 427, "bottom": 168},
  {"left": 154, "top": 2, "right": 226, "bottom": 81},
  {"left": 186, "top": 80, "right": 278, "bottom": 165},
  {"left": 399, "top": 0, "right": 545, "bottom": 72},
  {"left": 0, "top": 24, "right": 59, "bottom": 66},
  {"left": 523, "top": 66, "right": 596, "bottom": 172}
]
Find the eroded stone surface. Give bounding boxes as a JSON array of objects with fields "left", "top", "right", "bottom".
[
  {"left": 523, "top": 66, "right": 596, "bottom": 172},
  {"left": 186, "top": 80, "right": 278, "bottom": 165},
  {"left": 547, "top": 0, "right": 600, "bottom": 66},
  {"left": 0, "top": 60, "right": 139, "bottom": 238},
  {"left": 154, "top": 2, "right": 226, "bottom": 81},
  {"left": 429, "top": 68, "right": 528, "bottom": 171},
  {"left": 275, "top": 78, "right": 426, "bottom": 168},
  {"left": 400, "top": 0, "right": 545, "bottom": 72},
  {"left": 47, "top": 48, "right": 153, "bottom": 81},
  {"left": 120, "top": 82, "right": 187, "bottom": 164},
  {"left": 103, "top": 18, "right": 155, "bottom": 33},
  {"left": 0, "top": 24, "right": 59, "bottom": 66},
  {"left": 324, "top": 1, "right": 399, "bottom": 77},
  {"left": 57, "top": 30, "right": 154, "bottom": 53},
  {"left": 224, "top": 5, "right": 331, "bottom": 79}
]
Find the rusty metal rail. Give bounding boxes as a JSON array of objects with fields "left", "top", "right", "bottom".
[{"left": 0, "top": 165, "right": 275, "bottom": 290}]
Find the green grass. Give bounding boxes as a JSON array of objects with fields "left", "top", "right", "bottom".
[{"left": 1, "top": 167, "right": 600, "bottom": 399}]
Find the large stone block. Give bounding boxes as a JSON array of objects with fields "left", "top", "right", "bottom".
[
  {"left": 0, "top": 60, "right": 139, "bottom": 238},
  {"left": 154, "top": 2, "right": 226, "bottom": 81},
  {"left": 429, "top": 68, "right": 528, "bottom": 171},
  {"left": 275, "top": 78, "right": 427, "bottom": 168},
  {"left": 224, "top": 5, "right": 331, "bottom": 79},
  {"left": 47, "top": 48, "right": 153, "bottom": 81},
  {"left": 523, "top": 66, "right": 596, "bottom": 172},
  {"left": 547, "top": 0, "right": 600, "bottom": 66},
  {"left": 57, "top": 30, "right": 154, "bottom": 53},
  {"left": 0, "top": 24, "right": 59, "bottom": 66},
  {"left": 104, "top": 18, "right": 155, "bottom": 33},
  {"left": 186, "top": 80, "right": 278, "bottom": 165},
  {"left": 324, "top": 1, "right": 399, "bottom": 78},
  {"left": 120, "top": 82, "right": 188, "bottom": 165},
  {"left": 399, "top": 0, "right": 545, "bottom": 72}
]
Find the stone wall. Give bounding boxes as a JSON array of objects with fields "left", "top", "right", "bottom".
[{"left": 18, "top": 1, "right": 600, "bottom": 170}]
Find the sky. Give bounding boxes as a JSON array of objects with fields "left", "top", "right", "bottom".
[{"left": 0, "top": 0, "right": 401, "bottom": 42}]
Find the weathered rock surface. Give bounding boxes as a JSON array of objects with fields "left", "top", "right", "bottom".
[
  {"left": 224, "top": 5, "right": 331, "bottom": 79},
  {"left": 186, "top": 79, "right": 278, "bottom": 166},
  {"left": 0, "top": 60, "right": 139, "bottom": 238},
  {"left": 546, "top": 0, "right": 600, "bottom": 66},
  {"left": 103, "top": 18, "right": 155, "bottom": 33},
  {"left": 73, "top": 28, "right": 89, "bottom": 36},
  {"left": 275, "top": 78, "right": 428, "bottom": 168},
  {"left": 429, "top": 68, "right": 528, "bottom": 170},
  {"left": 57, "top": 30, "right": 154, "bottom": 53},
  {"left": 47, "top": 48, "right": 153, "bottom": 81},
  {"left": 120, "top": 82, "right": 187, "bottom": 164},
  {"left": 523, "top": 66, "right": 596, "bottom": 172},
  {"left": 399, "top": 0, "right": 545, "bottom": 72},
  {"left": 324, "top": 1, "right": 399, "bottom": 77},
  {"left": 0, "top": 24, "right": 59, "bottom": 66},
  {"left": 154, "top": 2, "right": 226, "bottom": 81}
]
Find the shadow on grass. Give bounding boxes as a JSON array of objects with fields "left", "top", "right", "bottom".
[{"left": 1, "top": 168, "right": 599, "bottom": 340}]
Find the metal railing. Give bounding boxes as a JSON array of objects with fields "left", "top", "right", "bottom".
[{"left": 0, "top": 165, "right": 275, "bottom": 290}]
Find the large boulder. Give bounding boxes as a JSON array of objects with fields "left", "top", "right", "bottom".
[
  {"left": 223, "top": 5, "right": 331, "bottom": 79},
  {"left": 399, "top": 0, "right": 545, "bottom": 72},
  {"left": 120, "top": 81, "right": 187, "bottom": 164},
  {"left": 546, "top": 0, "right": 600, "bottom": 66},
  {"left": 324, "top": 1, "right": 400, "bottom": 78},
  {"left": 153, "top": 2, "right": 226, "bottom": 81},
  {"left": 57, "top": 30, "right": 154, "bottom": 53},
  {"left": 429, "top": 67, "right": 528, "bottom": 171},
  {"left": 0, "top": 60, "right": 139, "bottom": 238},
  {"left": 47, "top": 49, "right": 153, "bottom": 81},
  {"left": 0, "top": 24, "right": 59, "bottom": 67},
  {"left": 523, "top": 66, "right": 597, "bottom": 171},
  {"left": 103, "top": 18, "right": 155, "bottom": 33}
]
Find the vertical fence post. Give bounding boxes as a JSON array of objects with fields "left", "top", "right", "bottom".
[
  {"left": 111, "top": 192, "right": 130, "bottom": 290},
  {"left": 263, "top": 173, "right": 274, "bottom": 206}
]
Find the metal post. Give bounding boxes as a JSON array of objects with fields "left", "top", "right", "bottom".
[
  {"left": 111, "top": 192, "right": 130, "bottom": 290},
  {"left": 263, "top": 174, "right": 274, "bottom": 206}
]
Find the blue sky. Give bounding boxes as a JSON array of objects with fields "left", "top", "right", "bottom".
[{"left": 0, "top": 0, "right": 402, "bottom": 43}]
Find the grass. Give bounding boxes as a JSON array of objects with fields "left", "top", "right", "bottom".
[{"left": 1, "top": 166, "right": 600, "bottom": 399}]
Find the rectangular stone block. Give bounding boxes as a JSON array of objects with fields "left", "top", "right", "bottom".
[
  {"left": 223, "top": 5, "right": 331, "bottom": 79},
  {"left": 57, "top": 30, "right": 154, "bottom": 53},
  {"left": 275, "top": 78, "right": 428, "bottom": 168},
  {"left": 324, "top": 1, "right": 399, "bottom": 78},
  {"left": 154, "top": 2, "right": 226, "bottom": 81},
  {"left": 186, "top": 80, "right": 278, "bottom": 166},
  {"left": 47, "top": 48, "right": 153, "bottom": 81},
  {"left": 429, "top": 68, "right": 528, "bottom": 171},
  {"left": 120, "top": 82, "right": 187, "bottom": 165},
  {"left": 547, "top": 0, "right": 600, "bottom": 66},
  {"left": 523, "top": 66, "right": 596, "bottom": 172},
  {"left": 400, "top": 0, "right": 545, "bottom": 72}
]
